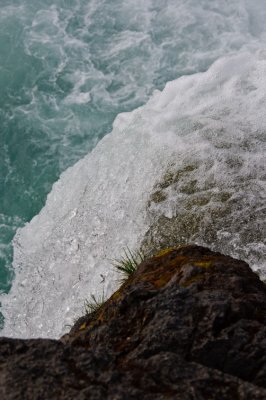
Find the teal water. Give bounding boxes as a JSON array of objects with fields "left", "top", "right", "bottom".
[{"left": 1, "top": 0, "right": 266, "bottom": 327}]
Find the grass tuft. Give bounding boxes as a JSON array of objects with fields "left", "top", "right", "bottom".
[
  {"left": 84, "top": 292, "right": 106, "bottom": 315},
  {"left": 112, "top": 247, "right": 145, "bottom": 281},
  {"left": 83, "top": 248, "right": 145, "bottom": 318}
]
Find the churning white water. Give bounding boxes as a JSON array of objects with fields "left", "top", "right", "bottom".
[{"left": 1, "top": 0, "right": 266, "bottom": 338}]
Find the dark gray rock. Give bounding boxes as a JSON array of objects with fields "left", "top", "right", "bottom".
[{"left": 1, "top": 245, "right": 266, "bottom": 399}]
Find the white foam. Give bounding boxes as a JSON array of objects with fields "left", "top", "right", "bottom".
[
  {"left": 9, "top": 0, "right": 266, "bottom": 172},
  {"left": 1, "top": 50, "right": 265, "bottom": 338}
]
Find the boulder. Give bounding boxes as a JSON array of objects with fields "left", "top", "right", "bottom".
[{"left": 1, "top": 245, "right": 266, "bottom": 399}]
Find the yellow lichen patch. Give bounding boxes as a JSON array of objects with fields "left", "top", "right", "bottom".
[
  {"left": 136, "top": 256, "right": 188, "bottom": 289},
  {"left": 110, "top": 288, "right": 123, "bottom": 301},
  {"left": 143, "top": 250, "right": 216, "bottom": 290},
  {"left": 109, "top": 280, "right": 129, "bottom": 302},
  {"left": 96, "top": 312, "right": 105, "bottom": 323},
  {"left": 79, "top": 323, "right": 86, "bottom": 331},
  {"left": 155, "top": 247, "right": 177, "bottom": 258},
  {"left": 193, "top": 260, "right": 213, "bottom": 269},
  {"left": 153, "top": 275, "right": 174, "bottom": 288}
]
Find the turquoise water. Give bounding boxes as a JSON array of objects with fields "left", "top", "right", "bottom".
[{"left": 1, "top": 0, "right": 266, "bottom": 329}]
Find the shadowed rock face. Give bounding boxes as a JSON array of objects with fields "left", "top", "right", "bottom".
[{"left": 0, "top": 245, "right": 266, "bottom": 399}]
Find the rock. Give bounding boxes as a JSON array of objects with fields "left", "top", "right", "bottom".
[{"left": 0, "top": 245, "right": 266, "bottom": 399}]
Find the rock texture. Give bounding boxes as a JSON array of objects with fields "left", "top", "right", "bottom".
[{"left": 0, "top": 245, "right": 266, "bottom": 399}]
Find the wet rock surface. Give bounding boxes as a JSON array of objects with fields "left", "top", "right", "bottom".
[{"left": 1, "top": 245, "right": 266, "bottom": 399}]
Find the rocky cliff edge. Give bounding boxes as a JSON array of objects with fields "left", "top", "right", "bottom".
[{"left": 0, "top": 245, "right": 266, "bottom": 399}]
